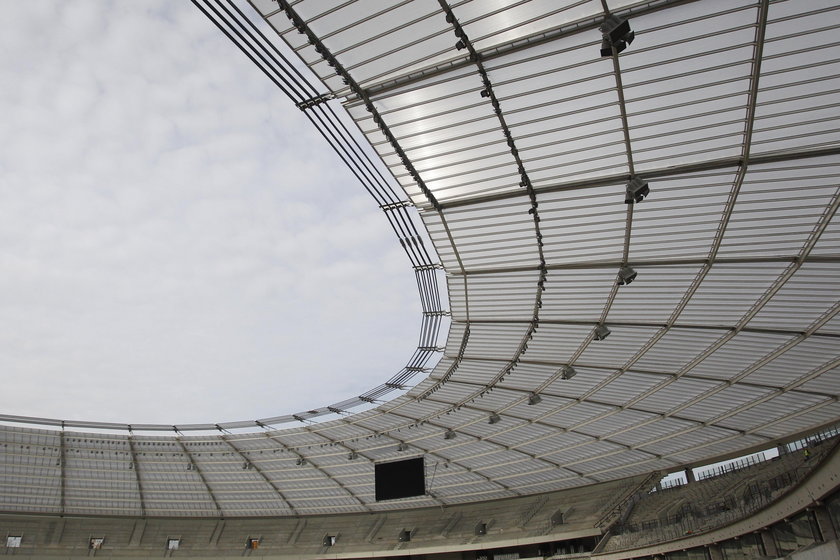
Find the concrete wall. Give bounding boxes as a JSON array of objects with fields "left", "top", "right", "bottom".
[{"left": 788, "top": 541, "right": 840, "bottom": 560}]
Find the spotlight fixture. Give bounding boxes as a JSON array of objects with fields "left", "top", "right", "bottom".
[
  {"left": 600, "top": 14, "right": 634, "bottom": 57},
  {"left": 528, "top": 393, "right": 542, "bottom": 406},
  {"left": 455, "top": 39, "right": 466, "bottom": 50},
  {"left": 475, "top": 522, "right": 487, "bottom": 536},
  {"left": 323, "top": 535, "right": 337, "bottom": 547},
  {"left": 295, "top": 458, "right": 307, "bottom": 466},
  {"left": 488, "top": 413, "right": 502, "bottom": 424},
  {"left": 397, "top": 442, "right": 409, "bottom": 452},
  {"left": 600, "top": 36, "right": 614, "bottom": 57},
  {"left": 347, "top": 451, "right": 358, "bottom": 461},
  {"left": 618, "top": 265, "right": 637, "bottom": 285},
  {"left": 480, "top": 89, "right": 491, "bottom": 98},
  {"left": 560, "top": 365, "right": 577, "bottom": 380},
  {"left": 399, "top": 529, "right": 412, "bottom": 543},
  {"left": 594, "top": 324, "right": 611, "bottom": 341},
  {"left": 444, "top": 429, "right": 457, "bottom": 440},
  {"left": 625, "top": 175, "right": 649, "bottom": 204}
]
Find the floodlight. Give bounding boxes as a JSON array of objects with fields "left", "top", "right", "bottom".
[
  {"left": 397, "top": 442, "right": 409, "bottom": 452},
  {"left": 444, "top": 429, "right": 457, "bottom": 440},
  {"left": 528, "top": 393, "right": 542, "bottom": 405},
  {"left": 475, "top": 522, "right": 487, "bottom": 536},
  {"left": 347, "top": 451, "right": 358, "bottom": 460},
  {"left": 560, "top": 365, "right": 577, "bottom": 380},
  {"left": 399, "top": 530, "right": 411, "bottom": 542},
  {"left": 600, "top": 37, "right": 613, "bottom": 57},
  {"left": 488, "top": 413, "right": 501, "bottom": 424},
  {"left": 625, "top": 176, "right": 649, "bottom": 204},
  {"left": 600, "top": 15, "right": 634, "bottom": 57},
  {"left": 594, "top": 324, "right": 611, "bottom": 341},
  {"left": 602, "top": 15, "right": 631, "bottom": 43},
  {"left": 618, "top": 265, "right": 637, "bottom": 285},
  {"left": 455, "top": 40, "right": 466, "bottom": 50},
  {"left": 614, "top": 39, "right": 629, "bottom": 55},
  {"left": 480, "top": 89, "right": 490, "bottom": 98},
  {"left": 323, "top": 535, "right": 337, "bottom": 547},
  {"left": 295, "top": 458, "right": 307, "bottom": 466}
]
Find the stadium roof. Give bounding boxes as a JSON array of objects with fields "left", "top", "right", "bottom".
[{"left": 1, "top": 0, "right": 839, "bottom": 517}]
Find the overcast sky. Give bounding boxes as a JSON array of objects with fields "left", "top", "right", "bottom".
[{"left": 0, "top": 1, "right": 424, "bottom": 426}]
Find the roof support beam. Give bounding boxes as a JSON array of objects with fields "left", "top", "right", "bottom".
[
  {"left": 383, "top": 407, "right": 558, "bottom": 491},
  {"left": 350, "top": 0, "right": 702, "bottom": 102},
  {"left": 450, "top": 318, "right": 840, "bottom": 340},
  {"left": 59, "top": 430, "right": 66, "bottom": 516},
  {"left": 258, "top": 431, "right": 374, "bottom": 511},
  {"left": 448, "top": 254, "right": 840, "bottom": 277},
  {"left": 422, "top": 394, "right": 683, "bottom": 462},
  {"left": 127, "top": 436, "right": 146, "bottom": 517},
  {"left": 442, "top": 358, "right": 838, "bottom": 400},
  {"left": 220, "top": 436, "right": 298, "bottom": 515},
  {"left": 436, "top": 144, "right": 840, "bottom": 210},
  {"left": 174, "top": 438, "right": 223, "bottom": 518}
]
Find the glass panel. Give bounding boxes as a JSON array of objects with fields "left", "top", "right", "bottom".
[
  {"left": 665, "top": 547, "right": 709, "bottom": 560},
  {"left": 828, "top": 491, "right": 840, "bottom": 536},
  {"left": 773, "top": 510, "right": 820, "bottom": 555},
  {"left": 720, "top": 533, "right": 764, "bottom": 559}
]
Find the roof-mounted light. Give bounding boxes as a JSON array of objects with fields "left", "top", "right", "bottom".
[
  {"left": 618, "top": 265, "right": 637, "bottom": 285},
  {"left": 625, "top": 176, "right": 649, "bottom": 204},
  {"left": 600, "top": 15, "right": 634, "bottom": 56}
]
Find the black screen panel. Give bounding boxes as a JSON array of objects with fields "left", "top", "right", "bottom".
[{"left": 374, "top": 457, "right": 425, "bottom": 501}]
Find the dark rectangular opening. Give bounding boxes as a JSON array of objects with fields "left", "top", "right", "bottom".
[{"left": 375, "top": 457, "right": 425, "bottom": 501}]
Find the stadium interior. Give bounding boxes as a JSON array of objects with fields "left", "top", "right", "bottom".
[{"left": 2, "top": 0, "right": 840, "bottom": 559}]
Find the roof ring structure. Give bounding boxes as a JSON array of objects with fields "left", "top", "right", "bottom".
[{"left": 1, "top": 0, "right": 839, "bottom": 517}]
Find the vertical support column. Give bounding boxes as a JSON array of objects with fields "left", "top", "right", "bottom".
[
  {"left": 813, "top": 504, "right": 838, "bottom": 542},
  {"left": 760, "top": 528, "right": 778, "bottom": 557},
  {"left": 707, "top": 543, "right": 724, "bottom": 560}
]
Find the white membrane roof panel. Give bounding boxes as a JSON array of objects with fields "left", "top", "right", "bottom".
[{"left": 622, "top": 3, "right": 757, "bottom": 169}]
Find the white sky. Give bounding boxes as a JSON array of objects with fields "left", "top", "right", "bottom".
[{"left": 0, "top": 2, "right": 423, "bottom": 425}]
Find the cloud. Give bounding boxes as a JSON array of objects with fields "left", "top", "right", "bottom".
[{"left": 0, "top": 2, "right": 427, "bottom": 426}]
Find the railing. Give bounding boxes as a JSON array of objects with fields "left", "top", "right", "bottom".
[
  {"left": 695, "top": 452, "right": 766, "bottom": 481},
  {"left": 605, "top": 436, "right": 839, "bottom": 552},
  {"left": 657, "top": 477, "right": 686, "bottom": 491},
  {"left": 784, "top": 424, "right": 840, "bottom": 453}
]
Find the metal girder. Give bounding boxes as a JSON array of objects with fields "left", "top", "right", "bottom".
[
  {"left": 447, "top": 254, "right": 840, "bottom": 277},
  {"left": 219, "top": 436, "right": 298, "bottom": 515},
  {"left": 435, "top": 145, "right": 840, "bottom": 210},
  {"left": 127, "top": 436, "right": 146, "bottom": 517},
  {"left": 173, "top": 438, "right": 223, "bottom": 518},
  {"left": 59, "top": 430, "right": 66, "bottom": 516},
  {"left": 347, "top": 0, "right": 702, "bottom": 102}
]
